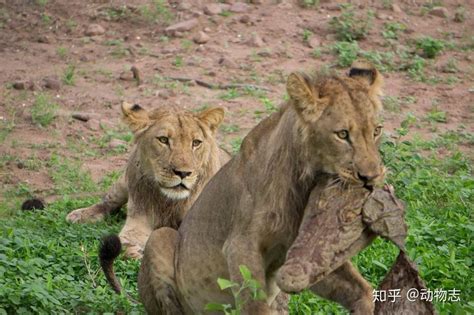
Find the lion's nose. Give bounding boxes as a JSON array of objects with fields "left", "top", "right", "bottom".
[
  {"left": 173, "top": 169, "right": 192, "bottom": 179},
  {"left": 357, "top": 172, "right": 380, "bottom": 184}
]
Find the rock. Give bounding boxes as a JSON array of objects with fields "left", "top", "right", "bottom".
[
  {"left": 159, "top": 89, "right": 176, "bottom": 99},
  {"left": 324, "top": 4, "right": 341, "bottom": 11},
  {"left": 177, "top": 2, "right": 192, "bottom": 11},
  {"left": 119, "top": 70, "right": 134, "bottom": 81},
  {"left": 109, "top": 139, "right": 128, "bottom": 149},
  {"left": 37, "top": 35, "right": 53, "bottom": 44},
  {"left": 218, "top": 57, "right": 238, "bottom": 68},
  {"left": 12, "top": 80, "right": 34, "bottom": 90},
  {"left": 71, "top": 113, "right": 91, "bottom": 122},
  {"left": 230, "top": 2, "right": 249, "bottom": 13},
  {"left": 306, "top": 36, "right": 320, "bottom": 49},
  {"left": 165, "top": 19, "right": 198, "bottom": 36},
  {"left": 42, "top": 76, "right": 61, "bottom": 90},
  {"left": 239, "top": 15, "right": 251, "bottom": 24},
  {"left": 193, "top": 31, "right": 210, "bottom": 44},
  {"left": 429, "top": 7, "right": 448, "bottom": 18},
  {"left": 391, "top": 4, "right": 402, "bottom": 13},
  {"left": 85, "top": 24, "right": 105, "bottom": 36},
  {"left": 250, "top": 0, "right": 262, "bottom": 3},
  {"left": 376, "top": 12, "right": 388, "bottom": 20},
  {"left": 203, "top": 3, "right": 222, "bottom": 15},
  {"left": 246, "top": 32, "right": 264, "bottom": 47}
]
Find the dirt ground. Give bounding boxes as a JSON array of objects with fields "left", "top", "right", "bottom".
[{"left": 0, "top": 0, "right": 473, "bottom": 205}]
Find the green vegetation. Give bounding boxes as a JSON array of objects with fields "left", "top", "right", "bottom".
[
  {"left": 139, "top": 0, "right": 173, "bottom": 24},
  {"left": 331, "top": 41, "right": 359, "bottom": 67},
  {"left": 62, "top": 65, "right": 76, "bottom": 86},
  {"left": 382, "top": 22, "right": 406, "bottom": 40},
  {"left": 298, "top": 0, "right": 320, "bottom": 8},
  {"left": 205, "top": 265, "right": 266, "bottom": 314},
  {"left": 56, "top": 46, "right": 68, "bottom": 59},
  {"left": 1, "top": 128, "right": 471, "bottom": 313},
  {"left": 31, "top": 94, "right": 59, "bottom": 127},
  {"left": 329, "top": 4, "right": 373, "bottom": 42},
  {"left": 416, "top": 37, "right": 445, "bottom": 58}
]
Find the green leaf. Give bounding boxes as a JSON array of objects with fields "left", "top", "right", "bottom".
[
  {"left": 204, "top": 303, "right": 230, "bottom": 311},
  {"left": 239, "top": 265, "right": 252, "bottom": 281},
  {"left": 217, "top": 278, "right": 237, "bottom": 290}
]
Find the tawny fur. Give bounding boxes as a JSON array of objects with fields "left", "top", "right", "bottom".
[
  {"left": 66, "top": 103, "right": 230, "bottom": 262},
  {"left": 138, "top": 61, "right": 385, "bottom": 314}
]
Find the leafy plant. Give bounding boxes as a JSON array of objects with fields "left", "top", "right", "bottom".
[
  {"left": 331, "top": 41, "right": 359, "bottom": 67},
  {"left": 62, "top": 65, "right": 76, "bottom": 86},
  {"left": 329, "top": 4, "right": 373, "bottom": 41},
  {"left": 139, "top": 0, "right": 173, "bottom": 24},
  {"left": 382, "top": 22, "right": 406, "bottom": 40},
  {"left": 205, "top": 265, "right": 266, "bottom": 314},
  {"left": 415, "top": 37, "right": 445, "bottom": 58},
  {"left": 31, "top": 94, "right": 59, "bottom": 127},
  {"left": 302, "top": 29, "right": 313, "bottom": 43}
]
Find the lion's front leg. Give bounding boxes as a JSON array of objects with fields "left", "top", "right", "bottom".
[
  {"left": 66, "top": 174, "right": 128, "bottom": 223},
  {"left": 118, "top": 212, "right": 152, "bottom": 259},
  {"left": 309, "top": 261, "right": 374, "bottom": 315},
  {"left": 224, "top": 236, "right": 273, "bottom": 315},
  {"left": 138, "top": 227, "right": 184, "bottom": 315}
]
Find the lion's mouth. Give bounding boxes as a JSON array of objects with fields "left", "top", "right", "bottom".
[{"left": 173, "top": 183, "right": 189, "bottom": 190}]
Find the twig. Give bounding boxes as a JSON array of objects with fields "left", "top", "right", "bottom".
[
  {"left": 81, "top": 244, "right": 98, "bottom": 288},
  {"left": 164, "top": 76, "right": 273, "bottom": 92},
  {"left": 131, "top": 65, "right": 141, "bottom": 86}
]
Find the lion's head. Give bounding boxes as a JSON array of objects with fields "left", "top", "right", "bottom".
[
  {"left": 287, "top": 61, "right": 385, "bottom": 188},
  {"left": 122, "top": 102, "right": 224, "bottom": 200}
]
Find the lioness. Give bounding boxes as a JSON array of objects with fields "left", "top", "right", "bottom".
[
  {"left": 138, "top": 61, "right": 385, "bottom": 314},
  {"left": 66, "top": 102, "right": 229, "bottom": 258}
]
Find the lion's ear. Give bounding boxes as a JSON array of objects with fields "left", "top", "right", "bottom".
[
  {"left": 287, "top": 72, "right": 327, "bottom": 123},
  {"left": 121, "top": 102, "right": 150, "bottom": 133},
  {"left": 198, "top": 107, "right": 225, "bottom": 133},
  {"left": 349, "top": 60, "right": 383, "bottom": 107}
]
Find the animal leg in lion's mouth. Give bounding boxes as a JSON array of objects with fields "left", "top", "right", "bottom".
[{"left": 277, "top": 185, "right": 408, "bottom": 293}]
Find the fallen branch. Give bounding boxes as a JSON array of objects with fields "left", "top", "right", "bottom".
[{"left": 164, "top": 76, "right": 273, "bottom": 92}]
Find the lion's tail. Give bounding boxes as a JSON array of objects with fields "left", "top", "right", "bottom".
[{"left": 99, "top": 234, "right": 122, "bottom": 294}]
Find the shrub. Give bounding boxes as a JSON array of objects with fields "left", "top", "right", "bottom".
[
  {"left": 329, "top": 4, "right": 373, "bottom": 41},
  {"left": 416, "top": 37, "right": 445, "bottom": 58}
]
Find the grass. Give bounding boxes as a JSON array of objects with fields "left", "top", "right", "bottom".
[
  {"left": 62, "top": 65, "right": 76, "bottom": 86},
  {"left": 139, "top": 0, "right": 173, "bottom": 24},
  {"left": 329, "top": 4, "right": 373, "bottom": 42},
  {"left": 0, "top": 125, "right": 472, "bottom": 313},
  {"left": 31, "top": 94, "right": 59, "bottom": 127},
  {"left": 415, "top": 37, "right": 445, "bottom": 59}
]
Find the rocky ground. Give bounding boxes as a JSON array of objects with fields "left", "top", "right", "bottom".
[{"left": 0, "top": 0, "right": 473, "bottom": 208}]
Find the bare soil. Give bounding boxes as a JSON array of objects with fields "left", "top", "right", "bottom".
[{"left": 0, "top": 0, "right": 472, "bottom": 205}]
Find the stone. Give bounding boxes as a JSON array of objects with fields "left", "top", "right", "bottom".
[
  {"left": 85, "top": 24, "right": 105, "bottom": 36},
  {"left": 391, "top": 4, "right": 402, "bottom": 13},
  {"left": 119, "top": 70, "right": 134, "bottom": 81},
  {"left": 429, "top": 7, "right": 448, "bottom": 18},
  {"left": 12, "top": 80, "right": 34, "bottom": 90},
  {"left": 376, "top": 12, "right": 388, "bottom": 20},
  {"left": 203, "top": 3, "right": 222, "bottom": 15},
  {"left": 42, "top": 76, "right": 61, "bottom": 90},
  {"left": 306, "top": 36, "right": 320, "bottom": 49},
  {"left": 193, "top": 31, "right": 210, "bottom": 44},
  {"left": 230, "top": 2, "right": 249, "bottom": 13},
  {"left": 246, "top": 32, "right": 264, "bottom": 47},
  {"left": 165, "top": 19, "right": 198, "bottom": 36},
  {"left": 218, "top": 57, "right": 238, "bottom": 68},
  {"left": 239, "top": 15, "right": 251, "bottom": 24}
]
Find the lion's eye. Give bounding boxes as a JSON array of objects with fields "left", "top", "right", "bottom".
[
  {"left": 374, "top": 126, "right": 383, "bottom": 137},
  {"left": 157, "top": 136, "right": 169, "bottom": 144},
  {"left": 336, "top": 130, "right": 349, "bottom": 140},
  {"left": 192, "top": 139, "right": 202, "bottom": 147}
]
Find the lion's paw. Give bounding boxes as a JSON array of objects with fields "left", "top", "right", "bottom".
[
  {"left": 66, "top": 206, "right": 105, "bottom": 223},
  {"left": 124, "top": 244, "right": 144, "bottom": 259}
]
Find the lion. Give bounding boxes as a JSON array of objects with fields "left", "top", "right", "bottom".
[
  {"left": 66, "top": 102, "right": 229, "bottom": 259},
  {"left": 137, "top": 60, "right": 385, "bottom": 314}
]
